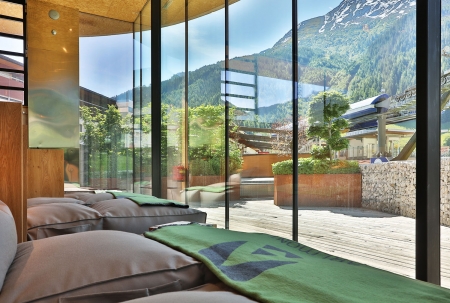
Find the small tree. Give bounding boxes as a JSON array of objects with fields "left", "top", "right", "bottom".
[{"left": 307, "top": 91, "right": 350, "bottom": 160}]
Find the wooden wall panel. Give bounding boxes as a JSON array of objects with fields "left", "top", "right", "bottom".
[
  {"left": 0, "top": 102, "right": 24, "bottom": 243},
  {"left": 28, "top": 149, "right": 64, "bottom": 198}
]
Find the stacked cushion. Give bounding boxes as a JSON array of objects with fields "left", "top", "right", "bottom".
[
  {"left": 27, "top": 203, "right": 103, "bottom": 240},
  {"left": 0, "top": 199, "right": 214, "bottom": 303},
  {"left": 27, "top": 197, "right": 84, "bottom": 208},
  {"left": 64, "top": 192, "right": 115, "bottom": 206},
  {"left": 27, "top": 193, "right": 207, "bottom": 239},
  {"left": 90, "top": 198, "right": 207, "bottom": 234}
]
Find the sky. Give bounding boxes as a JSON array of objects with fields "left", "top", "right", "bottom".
[
  {"left": 79, "top": 0, "right": 342, "bottom": 97},
  {"left": 1, "top": 0, "right": 341, "bottom": 97}
]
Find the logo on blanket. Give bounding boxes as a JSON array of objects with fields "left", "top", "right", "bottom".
[{"left": 199, "top": 241, "right": 301, "bottom": 281}]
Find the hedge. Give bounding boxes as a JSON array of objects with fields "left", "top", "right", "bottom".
[{"left": 272, "top": 158, "right": 361, "bottom": 175}]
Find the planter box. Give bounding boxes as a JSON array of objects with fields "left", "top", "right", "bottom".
[{"left": 274, "top": 174, "right": 362, "bottom": 207}]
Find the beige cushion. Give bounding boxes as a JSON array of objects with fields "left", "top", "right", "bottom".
[
  {"left": 27, "top": 203, "right": 103, "bottom": 240},
  {"left": 27, "top": 197, "right": 84, "bottom": 208},
  {"left": 90, "top": 199, "right": 207, "bottom": 234},
  {"left": 0, "top": 230, "right": 212, "bottom": 303},
  {"left": 120, "top": 291, "right": 258, "bottom": 303},
  {"left": 65, "top": 193, "right": 115, "bottom": 205},
  {"left": 179, "top": 189, "right": 201, "bottom": 203},
  {"left": 0, "top": 201, "right": 17, "bottom": 292}
]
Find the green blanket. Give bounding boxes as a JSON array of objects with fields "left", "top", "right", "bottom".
[
  {"left": 184, "top": 186, "right": 231, "bottom": 193},
  {"left": 107, "top": 192, "right": 188, "bottom": 208},
  {"left": 145, "top": 224, "right": 450, "bottom": 303}
]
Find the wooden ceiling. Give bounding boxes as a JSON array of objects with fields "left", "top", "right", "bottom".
[
  {"left": 0, "top": 0, "right": 238, "bottom": 38},
  {"left": 39, "top": 0, "right": 238, "bottom": 36}
]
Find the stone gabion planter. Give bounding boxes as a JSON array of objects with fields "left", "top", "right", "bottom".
[{"left": 360, "top": 158, "right": 450, "bottom": 227}]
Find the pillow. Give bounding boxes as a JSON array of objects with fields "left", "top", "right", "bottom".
[
  {"left": 0, "top": 230, "right": 213, "bottom": 303},
  {"left": 199, "top": 191, "right": 226, "bottom": 205},
  {"left": 119, "top": 291, "right": 258, "bottom": 303},
  {"left": 0, "top": 201, "right": 17, "bottom": 293},
  {"left": 90, "top": 199, "right": 207, "bottom": 234},
  {"left": 27, "top": 203, "right": 103, "bottom": 240},
  {"left": 27, "top": 197, "right": 84, "bottom": 208}
]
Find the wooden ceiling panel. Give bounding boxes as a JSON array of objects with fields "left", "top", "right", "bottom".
[
  {"left": 32, "top": 0, "right": 239, "bottom": 36},
  {"left": 106, "top": 0, "right": 147, "bottom": 24}
]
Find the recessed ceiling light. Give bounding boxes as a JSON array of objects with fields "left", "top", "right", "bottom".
[{"left": 49, "top": 10, "right": 59, "bottom": 20}]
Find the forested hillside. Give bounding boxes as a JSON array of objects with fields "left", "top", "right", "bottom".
[{"left": 113, "top": 0, "right": 450, "bottom": 124}]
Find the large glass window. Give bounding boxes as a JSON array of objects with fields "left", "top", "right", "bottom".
[
  {"left": 226, "top": 0, "right": 293, "bottom": 237},
  {"left": 296, "top": 0, "right": 417, "bottom": 281},
  {"left": 79, "top": 14, "right": 133, "bottom": 190}
]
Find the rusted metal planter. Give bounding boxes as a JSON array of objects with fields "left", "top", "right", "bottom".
[{"left": 274, "top": 174, "right": 362, "bottom": 207}]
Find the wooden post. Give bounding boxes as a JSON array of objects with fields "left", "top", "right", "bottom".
[{"left": 0, "top": 101, "right": 24, "bottom": 243}]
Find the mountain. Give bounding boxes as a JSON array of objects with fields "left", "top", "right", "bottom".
[{"left": 115, "top": 0, "right": 450, "bottom": 123}]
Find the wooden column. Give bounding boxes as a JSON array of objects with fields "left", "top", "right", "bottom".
[
  {"left": 27, "top": 149, "right": 64, "bottom": 198},
  {"left": 0, "top": 101, "right": 24, "bottom": 243}
]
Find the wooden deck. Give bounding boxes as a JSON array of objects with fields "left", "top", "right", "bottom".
[{"left": 193, "top": 199, "right": 450, "bottom": 289}]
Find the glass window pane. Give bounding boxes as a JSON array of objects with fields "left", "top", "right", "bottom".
[
  {"left": 161, "top": 0, "right": 185, "bottom": 201},
  {"left": 0, "top": 36, "right": 23, "bottom": 53},
  {"left": 0, "top": 18, "right": 23, "bottom": 36},
  {"left": 183, "top": 0, "right": 226, "bottom": 227},
  {"left": 0, "top": 88, "right": 23, "bottom": 103},
  {"left": 297, "top": 0, "right": 417, "bottom": 280},
  {"left": 0, "top": 54, "right": 23, "bottom": 70},
  {"left": 228, "top": 0, "right": 293, "bottom": 238},
  {"left": 79, "top": 13, "right": 133, "bottom": 190},
  {"left": 0, "top": 70, "right": 23, "bottom": 88},
  {"left": 0, "top": 1, "right": 22, "bottom": 19}
]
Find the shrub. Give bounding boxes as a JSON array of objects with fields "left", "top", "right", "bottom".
[{"left": 272, "top": 158, "right": 361, "bottom": 175}]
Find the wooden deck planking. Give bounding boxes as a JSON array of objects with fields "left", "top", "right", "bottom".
[{"left": 195, "top": 199, "right": 450, "bottom": 288}]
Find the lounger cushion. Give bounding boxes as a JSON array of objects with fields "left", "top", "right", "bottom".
[
  {"left": 0, "top": 201, "right": 17, "bottom": 292},
  {"left": 120, "top": 291, "right": 258, "bottom": 303},
  {"left": 0, "top": 231, "right": 212, "bottom": 303},
  {"left": 65, "top": 192, "right": 115, "bottom": 205},
  {"left": 179, "top": 189, "right": 201, "bottom": 203},
  {"left": 90, "top": 199, "right": 207, "bottom": 234},
  {"left": 27, "top": 203, "right": 103, "bottom": 240},
  {"left": 27, "top": 197, "right": 84, "bottom": 208}
]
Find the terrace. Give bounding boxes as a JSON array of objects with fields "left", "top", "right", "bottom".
[{"left": 195, "top": 199, "right": 450, "bottom": 288}]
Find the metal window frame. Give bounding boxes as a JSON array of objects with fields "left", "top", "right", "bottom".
[
  {"left": 415, "top": 0, "right": 441, "bottom": 285},
  {"left": 292, "top": 0, "right": 299, "bottom": 241},
  {"left": 151, "top": 0, "right": 162, "bottom": 197},
  {"left": 0, "top": 0, "right": 27, "bottom": 106}
]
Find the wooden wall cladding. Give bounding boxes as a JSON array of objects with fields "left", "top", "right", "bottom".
[
  {"left": 28, "top": 149, "right": 64, "bottom": 198},
  {"left": 0, "top": 102, "right": 24, "bottom": 242}
]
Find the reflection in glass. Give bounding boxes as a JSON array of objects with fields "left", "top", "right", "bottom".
[{"left": 161, "top": 0, "right": 185, "bottom": 200}]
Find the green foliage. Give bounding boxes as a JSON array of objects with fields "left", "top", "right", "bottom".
[
  {"left": 307, "top": 91, "right": 350, "bottom": 159},
  {"left": 272, "top": 158, "right": 361, "bottom": 175},
  {"left": 310, "top": 146, "right": 329, "bottom": 160},
  {"left": 80, "top": 105, "right": 132, "bottom": 183},
  {"left": 187, "top": 104, "right": 243, "bottom": 176}
]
